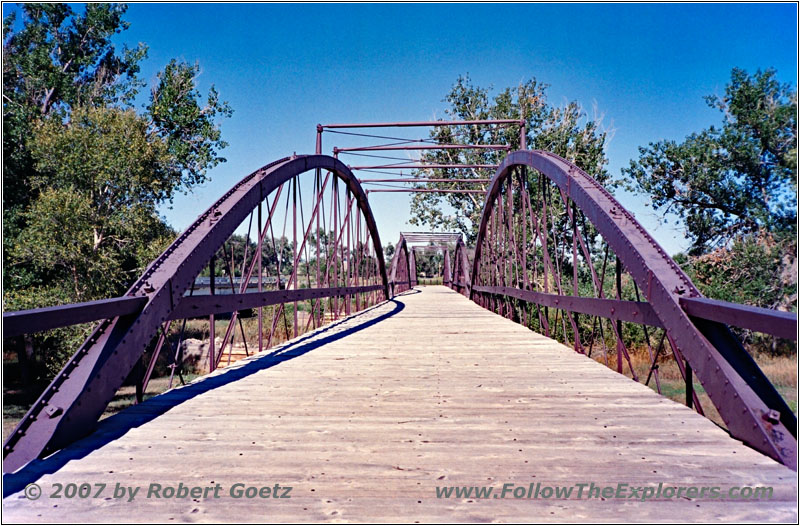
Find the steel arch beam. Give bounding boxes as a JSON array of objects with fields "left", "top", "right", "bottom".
[
  {"left": 443, "top": 250, "right": 452, "bottom": 287},
  {"left": 3, "top": 155, "right": 389, "bottom": 473},
  {"left": 451, "top": 239, "right": 471, "bottom": 296},
  {"left": 408, "top": 249, "right": 418, "bottom": 287},
  {"left": 469, "top": 150, "right": 796, "bottom": 469},
  {"left": 388, "top": 236, "right": 412, "bottom": 296}
]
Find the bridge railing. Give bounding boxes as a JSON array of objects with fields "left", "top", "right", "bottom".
[
  {"left": 2, "top": 155, "right": 390, "bottom": 473},
  {"left": 467, "top": 149, "right": 797, "bottom": 470}
]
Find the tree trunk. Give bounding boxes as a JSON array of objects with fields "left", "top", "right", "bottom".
[{"left": 19, "top": 335, "right": 36, "bottom": 385}]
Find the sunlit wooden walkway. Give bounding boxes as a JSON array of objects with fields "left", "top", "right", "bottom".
[{"left": 3, "top": 286, "right": 796, "bottom": 522}]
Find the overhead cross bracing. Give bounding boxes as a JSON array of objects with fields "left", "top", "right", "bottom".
[{"left": 400, "top": 232, "right": 463, "bottom": 244}]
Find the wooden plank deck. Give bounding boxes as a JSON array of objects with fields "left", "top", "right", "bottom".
[{"left": 3, "top": 286, "right": 796, "bottom": 522}]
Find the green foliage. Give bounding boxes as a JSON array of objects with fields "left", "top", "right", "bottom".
[
  {"left": 3, "top": 4, "right": 147, "bottom": 228},
  {"left": 2, "top": 3, "right": 231, "bottom": 381},
  {"left": 620, "top": 68, "right": 797, "bottom": 255},
  {"left": 199, "top": 233, "right": 294, "bottom": 279},
  {"left": 677, "top": 233, "right": 797, "bottom": 355},
  {"left": 409, "top": 75, "right": 609, "bottom": 242},
  {"left": 681, "top": 233, "right": 796, "bottom": 311},
  {"left": 619, "top": 67, "right": 797, "bottom": 355},
  {"left": 415, "top": 247, "right": 444, "bottom": 278},
  {"left": 147, "top": 60, "right": 232, "bottom": 193}
]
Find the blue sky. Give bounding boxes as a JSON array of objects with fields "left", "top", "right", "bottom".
[{"left": 5, "top": 3, "right": 798, "bottom": 255}]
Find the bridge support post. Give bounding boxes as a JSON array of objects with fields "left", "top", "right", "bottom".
[
  {"left": 443, "top": 250, "right": 452, "bottom": 288},
  {"left": 209, "top": 254, "right": 216, "bottom": 373}
]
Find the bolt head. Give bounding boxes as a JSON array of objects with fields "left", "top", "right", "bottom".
[{"left": 763, "top": 409, "right": 781, "bottom": 425}]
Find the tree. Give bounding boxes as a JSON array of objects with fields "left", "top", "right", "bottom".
[
  {"left": 3, "top": 3, "right": 232, "bottom": 378},
  {"left": 409, "top": 75, "right": 610, "bottom": 242},
  {"left": 620, "top": 68, "right": 797, "bottom": 255},
  {"left": 3, "top": 4, "right": 146, "bottom": 245},
  {"left": 674, "top": 232, "right": 797, "bottom": 354}
]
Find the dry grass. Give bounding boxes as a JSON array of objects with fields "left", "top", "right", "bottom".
[
  {"left": 753, "top": 353, "right": 797, "bottom": 388},
  {"left": 590, "top": 345, "right": 797, "bottom": 428}
]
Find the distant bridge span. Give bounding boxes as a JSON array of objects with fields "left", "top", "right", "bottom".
[{"left": 3, "top": 140, "right": 797, "bottom": 521}]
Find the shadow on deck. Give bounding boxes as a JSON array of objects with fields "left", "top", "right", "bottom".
[{"left": 3, "top": 296, "right": 407, "bottom": 497}]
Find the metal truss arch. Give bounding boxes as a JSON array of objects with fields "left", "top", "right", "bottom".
[
  {"left": 450, "top": 239, "right": 471, "bottom": 296},
  {"left": 389, "top": 236, "right": 413, "bottom": 295},
  {"left": 469, "top": 150, "right": 796, "bottom": 469},
  {"left": 4, "top": 155, "right": 389, "bottom": 473}
]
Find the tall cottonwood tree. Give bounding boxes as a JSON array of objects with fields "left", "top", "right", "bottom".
[
  {"left": 621, "top": 68, "right": 797, "bottom": 327},
  {"left": 620, "top": 68, "right": 796, "bottom": 255},
  {"left": 3, "top": 3, "right": 232, "bottom": 376},
  {"left": 409, "top": 75, "right": 609, "bottom": 242}
]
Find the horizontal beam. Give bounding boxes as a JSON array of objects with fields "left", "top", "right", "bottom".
[
  {"left": 335, "top": 145, "right": 510, "bottom": 153},
  {"left": 400, "top": 233, "right": 463, "bottom": 244},
  {"left": 680, "top": 296, "right": 797, "bottom": 340},
  {"left": 1, "top": 284, "right": 390, "bottom": 338},
  {"left": 401, "top": 231, "right": 461, "bottom": 239},
  {"left": 321, "top": 120, "right": 523, "bottom": 129},
  {"left": 170, "top": 285, "right": 384, "bottom": 319},
  {"left": 359, "top": 178, "right": 491, "bottom": 184},
  {"left": 473, "top": 285, "right": 664, "bottom": 327},
  {"left": 352, "top": 165, "right": 498, "bottom": 170},
  {"left": 2, "top": 296, "right": 148, "bottom": 338},
  {"left": 412, "top": 245, "right": 451, "bottom": 252},
  {"left": 367, "top": 189, "right": 486, "bottom": 194}
]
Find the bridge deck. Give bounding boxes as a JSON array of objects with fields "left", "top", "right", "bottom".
[{"left": 3, "top": 286, "right": 796, "bottom": 522}]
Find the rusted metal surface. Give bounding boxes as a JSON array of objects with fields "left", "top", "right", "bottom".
[
  {"left": 450, "top": 239, "right": 471, "bottom": 296},
  {"left": 408, "top": 248, "right": 418, "bottom": 287},
  {"left": 443, "top": 250, "right": 452, "bottom": 287},
  {"left": 358, "top": 178, "right": 492, "bottom": 183},
  {"left": 367, "top": 189, "right": 486, "bottom": 194},
  {"left": 3, "top": 155, "right": 389, "bottom": 474},
  {"left": 469, "top": 150, "right": 797, "bottom": 469}
]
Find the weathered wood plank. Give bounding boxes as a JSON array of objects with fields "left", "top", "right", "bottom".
[{"left": 3, "top": 286, "right": 796, "bottom": 522}]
